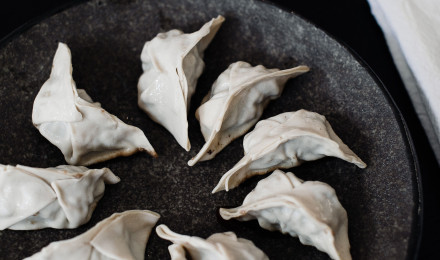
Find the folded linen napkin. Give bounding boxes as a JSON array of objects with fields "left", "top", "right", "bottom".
[{"left": 367, "top": 0, "right": 440, "bottom": 164}]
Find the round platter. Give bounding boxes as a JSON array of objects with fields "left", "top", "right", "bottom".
[{"left": 0, "top": 0, "right": 421, "bottom": 259}]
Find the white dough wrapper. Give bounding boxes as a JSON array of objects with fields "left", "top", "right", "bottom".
[
  {"left": 138, "top": 15, "right": 225, "bottom": 151},
  {"left": 213, "top": 109, "right": 366, "bottom": 193},
  {"left": 156, "top": 224, "right": 268, "bottom": 260},
  {"left": 32, "top": 43, "right": 156, "bottom": 166},
  {"left": 0, "top": 164, "right": 119, "bottom": 230},
  {"left": 220, "top": 170, "right": 351, "bottom": 260},
  {"left": 25, "top": 210, "right": 160, "bottom": 260},
  {"left": 188, "top": 61, "right": 309, "bottom": 166}
]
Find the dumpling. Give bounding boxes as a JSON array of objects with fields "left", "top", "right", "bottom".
[
  {"left": 32, "top": 43, "right": 156, "bottom": 166},
  {"left": 188, "top": 62, "right": 309, "bottom": 166},
  {"left": 219, "top": 170, "right": 351, "bottom": 260},
  {"left": 0, "top": 164, "right": 119, "bottom": 230},
  {"left": 138, "top": 16, "right": 225, "bottom": 151},
  {"left": 156, "top": 224, "right": 268, "bottom": 260},
  {"left": 213, "top": 109, "right": 366, "bottom": 193},
  {"left": 25, "top": 210, "right": 160, "bottom": 260}
]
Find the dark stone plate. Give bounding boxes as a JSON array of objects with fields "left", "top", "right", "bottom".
[{"left": 0, "top": 0, "right": 421, "bottom": 259}]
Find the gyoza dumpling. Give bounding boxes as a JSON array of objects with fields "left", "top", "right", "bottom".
[
  {"left": 32, "top": 43, "right": 156, "bottom": 166},
  {"left": 156, "top": 224, "right": 268, "bottom": 260},
  {"left": 220, "top": 170, "right": 351, "bottom": 260},
  {"left": 0, "top": 164, "right": 119, "bottom": 230},
  {"left": 213, "top": 109, "right": 366, "bottom": 192},
  {"left": 188, "top": 62, "right": 309, "bottom": 166},
  {"left": 25, "top": 210, "right": 160, "bottom": 260},
  {"left": 138, "top": 15, "right": 225, "bottom": 151}
]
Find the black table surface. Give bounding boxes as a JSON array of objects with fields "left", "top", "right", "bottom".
[{"left": 1, "top": 0, "right": 439, "bottom": 259}]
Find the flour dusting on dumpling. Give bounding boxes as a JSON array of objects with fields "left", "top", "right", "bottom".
[
  {"left": 188, "top": 62, "right": 309, "bottom": 166},
  {"left": 0, "top": 164, "right": 119, "bottom": 230},
  {"left": 220, "top": 170, "right": 351, "bottom": 260},
  {"left": 32, "top": 43, "right": 156, "bottom": 166},
  {"left": 156, "top": 224, "right": 268, "bottom": 260},
  {"left": 25, "top": 210, "right": 160, "bottom": 260},
  {"left": 213, "top": 109, "right": 366, "bottom": 192},
  {"left": 138, "top": 16, "right": 225, "bottom": 151}
]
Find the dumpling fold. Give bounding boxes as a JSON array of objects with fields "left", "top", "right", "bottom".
[
  {"left": 138, "top": 15, "right": 225, "bottom": 151},
  {"left": 213, "top": 109, "right": 366, "bottom": 192},
  {"left": 33, "top": 42, "right": 156, "bottom": 166},
  {"left": 25, "top": 210, "right": 160, "bottom": 260},
  {"left": 219, "top": 170, "right": 351, "bottom": 260},
  {"left": 0, "top": 164, "right": 119, "bottom": 230},
  {"left": 156, "top": 224, "right": 268, "bottom": 260},
  {"left": 188, "top": 62, "right": 309, "bottom": 166}
]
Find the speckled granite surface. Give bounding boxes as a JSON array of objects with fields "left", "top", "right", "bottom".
[{"left": 0, "top": 0, "right": 420, "bottom": 259}]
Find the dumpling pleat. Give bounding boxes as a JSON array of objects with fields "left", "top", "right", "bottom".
[
  {"left": 219, "top": 170, "right": 352, "bottom": 260},
  {"left": 188, "top": 62, "right": 309, "bottom": 166},
  {"left": 25, "top": 210, "right": 160, "bottom": 260},
  {"left": 32, "top": 43, "right": 156, "bottom": 166},
  {"left": 138, "top": 16, "right": 224, "bottom": 151},
  {"left": 213, "top": 109, "right": 366, "bottom": 192}
]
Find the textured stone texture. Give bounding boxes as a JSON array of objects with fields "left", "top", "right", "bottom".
[{"left": 0, "top": 0, "right": 419, "bottom": 259}]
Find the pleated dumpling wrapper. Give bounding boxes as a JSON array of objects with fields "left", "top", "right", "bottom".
[
  {"left": 0, "top": 164, "right": 119, "bottom": 230},
  {"left": 213, "top": 109, "right": 366, "bottom": 193},
  {"left": 156, "top": 224, "right": 268, "bottom": 260},
  {"left": 25, "top": 210, "right": 160, "bottom": 260},
  {"left": 220, "top": 170, "right": 351, "bottom": 260},
  {"left": 32, "top": 43, "right": 156, "bottom": 166},
  {"left": 138, "top": 15, "right": 225, "bottom": 151},
  {"left": 188, "top": 61, "right": 309, "bottom": 166}
]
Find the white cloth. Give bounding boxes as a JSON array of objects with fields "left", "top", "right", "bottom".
[{"left": 367, "top": 0, "right": 440, "bottom": 164}]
